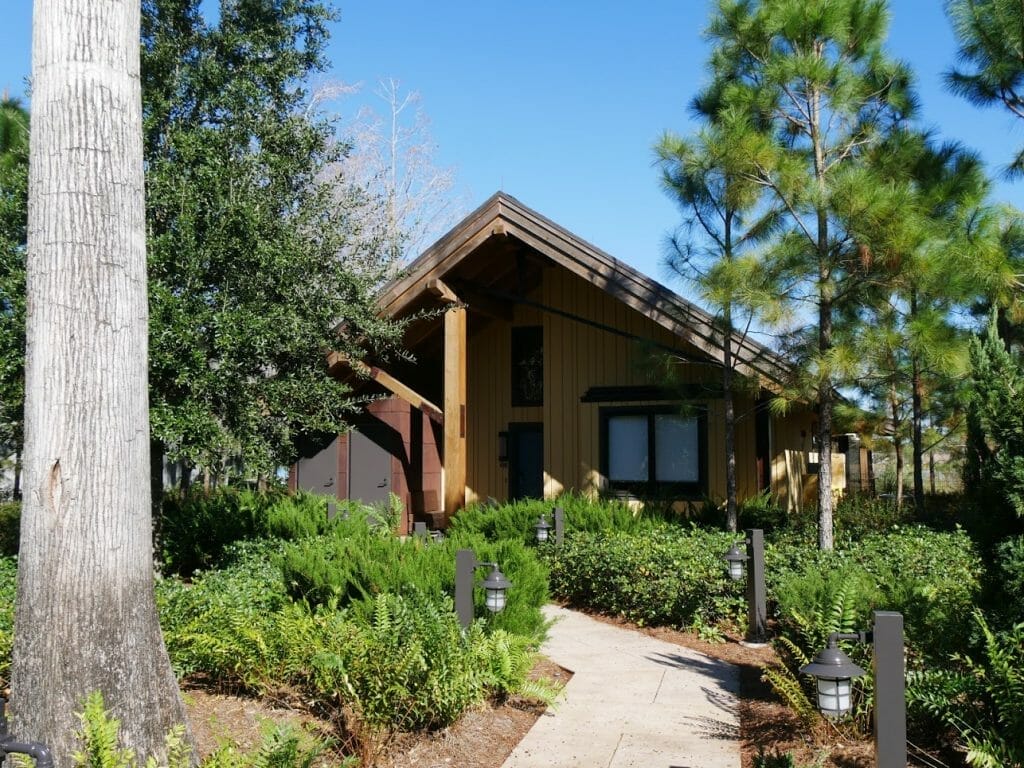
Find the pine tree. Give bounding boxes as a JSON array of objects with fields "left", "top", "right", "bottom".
[
  {"left": 656, "top": 108, "right": 783, "bottom": 531},
  {"left": 699, "top": 0, "right": 914, "bottom": 549}
]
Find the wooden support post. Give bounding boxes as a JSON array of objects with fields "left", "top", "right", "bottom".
[{"left": 444, "top": 306, "right": 467, "bottom": 520}]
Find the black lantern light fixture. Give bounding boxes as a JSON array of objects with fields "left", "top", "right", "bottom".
[
  {"left": 800, "top": 611, "right": 907, "bottom": 768},
  {"left": 799, "top": 638, "right": 866, "bottom": 719},
  {"left": 721, "top": 529, "right": 767, "bottom": 644},
  {"left": 455, "top": 549, "right": 512, "bottom": 628},
  {"left": 535, "top": 513, "right": 552, "bottom": 543},
  {"left": 479, "top": 562, "right": 512, "bottom": 613},
  {"left": 723, "top": 541, "right": 746, "bottom": 581}
]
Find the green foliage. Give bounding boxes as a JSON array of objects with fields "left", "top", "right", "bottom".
[
  {"left": 157, "top": 488, "right": 367, "bottom": 576},
  {"left": 280, "top": 519, "right": 548, "bottom": 640},
  {"left": 74, "top": 690, "right": 331, "bottom": 768},
  {"left": 909, "top": 611, "right": 1024, "bottom": 768},
  {"left": 141, "top": 0, "right": 406, "bottom": 479},
  {"left": 448, "top": 493, "right": 664, "bottom": 545},
  {"left": 0, "top": 555, "right": 15, "bottom": 686},
  {"left": 0, "top": 97, "right": 28, "bottom": 455},
  {"left": 964, "top": 317, "right": 1024, "bottom": 528},
  {"left": 157, "top": 540, "right": 293, "bottom": 686},
  {"left": 993, "top": 535, "right": 1024, "bottom": 623},
  {"left": 545, "top": 528, "right": 745, "bottom": 630},
  {"left": 947, "top": 0, "right": 1024, "bottom": 175},
  {"left": 0, "top": 500, "right": 18, "bottom": 555},
  {"left": 73, "top": 692, "right": 191, "bottom": 768},
  {"left": 752, "top": 749, "right": 796, "bottom": 768},
  {"left": 766, "top": 573, "right": 875, "bottom": 732},
  {"left": 768, "top": 525, "right": 983, "bottom": 663}
]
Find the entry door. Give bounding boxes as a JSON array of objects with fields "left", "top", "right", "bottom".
[
  {"left": 508, "top": 423, "right": 543, "bottom": 500},
  {"left": 349, "top": 427, "right": 392, "bottom": 505},
  {"left": 295, "top": 437, "right": 339, "bottom": 496}
]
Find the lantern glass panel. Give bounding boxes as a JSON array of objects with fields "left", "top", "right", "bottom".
[
  {"left": 485, "top": 587, "right": 507, "bottom": 613},
  {"left": 816, "top": 676, "right": 852, "bottom": 718},
  {"left": 728, "top": 559, "right": 744, "bottom": 581}
]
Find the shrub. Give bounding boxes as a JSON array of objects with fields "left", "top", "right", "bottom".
[
  {"left": 448, "top": 492, "right": 669, "bottom": 545},
  {"left": 279, "top": 519, "right": 549, "bottom": 641},
  {"left": 909, "top": 611, "right": 1024, "bottom": 768},
  {"left": 157, "top": 488, "right": 371, "bottom": 576},
  {"left": 768, "top": 526, "right": 983, "bottom": 664},
  {"left": 545, "top": 527, "right": 745, "bottom": 630},
  {"left": 0, "top": 501, "right": 19, "bottom": 556},
  {"left": 0, "top": 555, "right": 15, "bottom": 686},
  {"left": 992, "top": 535, "right": 1024, "bottom": 624}
]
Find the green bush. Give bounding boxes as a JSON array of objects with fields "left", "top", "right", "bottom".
[
  {"left": 909, "top": 611, "right": 1024, "bottom": 768},
  {"left": 157, "top": 541, "right": 293, "bottom": 686},
  {"left": 157, "top": 488, "right": 371, "bottom": 576},
  {"left": 448, "top": 492, "right": 669, "bottom": 545},
  {"left": 0, "top": 501, "right": 19, "bottom": 555},
  {"left": 993, "top": 535, "right": 1024, "bottom": 624},
  {"left": 279, "top": 518, "right": 549, "bottom": 641},
  {"left": 545, "top": 527, "right": 745, "bottom": 630},
  {"left": 0, "top": 555, "right": 15, "bottom": 686},
  {"left": 768, "top": 525, "right": 983, "bottom": 664}
]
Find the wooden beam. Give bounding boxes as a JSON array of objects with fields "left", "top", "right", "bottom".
[
  {"left": 443, "top": 306, "right": 467, "bottom": 519},
  {"left": 326, "top": 352, "right": 443, "bottom": 424},
  {"left": 427, "top": 278, "right": 460, "bottom": 304}
]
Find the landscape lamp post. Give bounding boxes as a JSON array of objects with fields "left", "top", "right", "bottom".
[
  {"left": 534, "top": 513, "right": 551, "bottom": 543},
  {"left": 534, "top": 506, "right": 564, "bottom": 545},
  {"left": 800, "top": 611, "right": 906, "bottom": 768},
  {"left": 455, "top": 548, "right": 512, "bottom": 629},
  {"left": 722, "top": 528, "right": 767, "bottom": 644}
]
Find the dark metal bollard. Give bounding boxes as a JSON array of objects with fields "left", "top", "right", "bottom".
[
  {"left": 745, "top": 528, "right": 767, "bottom": 644},
  {"left": 553, "top": 506, "right": 564, "bottom": 546},
  {"left": 0, "top": 699, "right": 54, "bottom": 768}
]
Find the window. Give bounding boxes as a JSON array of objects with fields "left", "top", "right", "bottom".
[
  {"left": 600, "top": 406, "right": 707, "bottom": 497},
  {"left": 511, "top": 326, "right": 543, "bottom": 406}
]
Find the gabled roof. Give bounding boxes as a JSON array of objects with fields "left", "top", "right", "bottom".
[{"left": 379, "top": 192, "right": 791, "bottom": 389}]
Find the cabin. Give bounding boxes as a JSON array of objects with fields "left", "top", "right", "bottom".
[{"left": 290, "top": 193, "right": 826, "bottom": 534}]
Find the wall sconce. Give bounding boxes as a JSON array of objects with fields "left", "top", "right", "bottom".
[{"left": 498, "top": 431, "right": 509, "bottom": 464}]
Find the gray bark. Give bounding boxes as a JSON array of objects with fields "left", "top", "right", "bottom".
[{"left": 12, "top": 0, "right": 193, "bottom": 764}]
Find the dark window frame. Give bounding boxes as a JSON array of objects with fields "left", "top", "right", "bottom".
[
  {"left": 599, "top": 405, "right": 708, "bottom": 499},
  {"left": 510, "top": 325, "right": 544, "bottom": 407}
]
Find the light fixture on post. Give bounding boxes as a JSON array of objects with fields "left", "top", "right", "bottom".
[
  {"left": 455, "top": 549, "right": 512, "bottom": 628},
  {"left": 479, "top": 562, "right": 512, "bottom": 613},
  {"left": 534, "top": 513, "right": 551, "bottom": 543},
  {"left": 721, "top": 528, "right": 767, "bottom": 644},
  {"left": 724, "top": 542, "right": 746, "bottom": 581},
  {"left": 800, "top": 611, "right": 906, "bottom": 768}
]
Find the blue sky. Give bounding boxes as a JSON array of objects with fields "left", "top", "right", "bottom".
[{"left": 3, "top": 1, "right": 1022, "bottom": 284}]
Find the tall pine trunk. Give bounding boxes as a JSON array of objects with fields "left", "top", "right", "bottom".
[
  {"left": 13, "top": 0, "right": 194, "bottom": 763},
  {"left": 910, "top": 293, "right": 925, "bottom": 513}
]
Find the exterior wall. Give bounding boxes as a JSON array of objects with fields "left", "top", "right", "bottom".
[{"left": 465, "top": 265, "right": 795, "bottom": 506}]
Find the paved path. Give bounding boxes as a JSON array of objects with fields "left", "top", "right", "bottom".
[{"left": 502, "top": 605, "right": 740, "bottom": 768}]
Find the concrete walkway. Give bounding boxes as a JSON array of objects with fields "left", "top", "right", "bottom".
[{"left": 502, "top": 605, "right": 741, "bottom": 768}]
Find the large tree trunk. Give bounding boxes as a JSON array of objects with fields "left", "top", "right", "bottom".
[
  {"left": 817, "top": 294, "right": 834, "bottom": 551},
  {"left": 12, "top": 1, "right": 193, "bottom": 764}
]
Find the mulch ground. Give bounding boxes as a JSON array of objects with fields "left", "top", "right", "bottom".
[{"left": 184, "top": 612, "right": 958, "bottom": 767}]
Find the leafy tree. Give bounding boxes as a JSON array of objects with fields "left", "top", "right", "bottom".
[
  {"left": 141, "top": 0, "right": 405, "bottom": 484},
  {"left": 656, "top": 108, "right": 783, "bottom": 531},
  {"left": 13, "top": 0, "right": 190, "bottom": 761},
  {"left": 946, "top": 0, "right": 1024, "bottom": 175},
  {"left": 699, "top": 0, "right": 914, "bottom": 549},
  {"left": 0, "top": 97, "right": 27, "bottom": 493}
]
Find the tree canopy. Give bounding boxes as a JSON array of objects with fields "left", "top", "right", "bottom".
[{"left": 141, "top": 0, "right": 406, "bottom": 479}]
